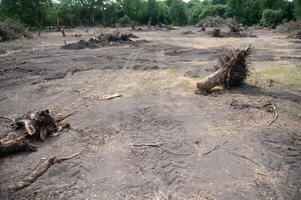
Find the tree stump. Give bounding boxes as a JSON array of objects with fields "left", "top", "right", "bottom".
[{"left": 196, "top": 45, "right": 252, "bottom": 94}]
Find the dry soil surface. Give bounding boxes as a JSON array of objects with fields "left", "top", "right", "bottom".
[{"left": 0, "top": 27, "right": 301, "bottom": 200}]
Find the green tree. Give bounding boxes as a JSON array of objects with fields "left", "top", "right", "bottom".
[
  {"left": 295, "top": 0, "right": 301, "bottom": 19},
  {"left": 169, "top": 0, "right": 187, "bottom": 25},
  {"left": 261, "top": 9, "right": 283, "bottom": 27},
  {"left": 1, "top": 0, "right": 53, "bottom": 32},
  {"left": 146, "top": 0, "right": 160, "bottom": 25}
]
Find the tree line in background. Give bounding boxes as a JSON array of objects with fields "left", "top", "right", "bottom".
[{"left": 0, "top": 0, "right": 300, "bottom": 29}]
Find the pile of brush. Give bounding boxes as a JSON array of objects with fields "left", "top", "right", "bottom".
[
  {"left": 196, "top": 45, "right": 252, "bottom": 94},
  {"left": 0, "top": 20, "right": 32, "bottom": 42},
  {"left": 0, "top": 110, "right": 71, "bottom": 157}
]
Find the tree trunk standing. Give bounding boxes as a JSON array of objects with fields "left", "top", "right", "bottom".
[
  {"left": 56, "top": 15, "right": 60, "bottom": 31},
  {"left": 101, "top": 6, "right": 105, "bottom": 26},
  {"left": 38, "top": 23, "right": 42, "bottom": 36},
  {"left": 91, "top": 12, "right": 95, "bottom": 26},
  {"left": 148, "top": 17, "right": 152, "bottom": 30}
]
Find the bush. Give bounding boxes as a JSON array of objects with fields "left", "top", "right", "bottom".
[
  {"left": 189, "top": 4, "right": 226, "bottom": 25},
  {"left": 197, "top": 16, "right": 225, "bottom": 27},
  {"left": 116, "top": 15, "right": 132, "bottom": 27},
  {"left": 260, "top": 9, "right": 283, "bottom": 27},
  {"left": 0, "top": 20, "right": 32, "bottom": 42}
]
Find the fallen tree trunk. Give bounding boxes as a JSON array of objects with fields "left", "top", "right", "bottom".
[
  {"left": 196, "top": 45, "right": 252, "bottom": 94},
  {"left": 0, "top": 141, "right": 37, "bottom": 157},
  {"left": 11, "top": 152, "right": 80, "bottom": 191}
]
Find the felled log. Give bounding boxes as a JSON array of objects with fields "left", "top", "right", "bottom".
[
  {"left": 196, "top": 45, "right": 252, "bottom": 94},
  {"left": 11, "top": 152, "right": 80, "bottom": 191},
  {"left": 0, "top": 141, "right": 37, "bottom": 157}
]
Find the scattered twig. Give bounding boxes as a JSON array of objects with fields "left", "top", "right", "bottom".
[
  {"left": 99, "top": 93, "right": 122, "bottom": 100},
  {"left": 11, "top": 152, "right": 81, "bottom": 191},
  {"left": 224, "top": 149, "right": 261, "bottom": 167},
  {"left": 230, "top": 100, "right": 278, "bottom": 126},
  {"left": 202, "top": 145, "right": 220, "bottom": 156},
  {"left": 131, "top": 142, "right": 192, "bottom": 156},
  {"left": 55, "top": 111, "right": 77, "bottom": 123},
  {"left": 266, "top": 104, "right": 278, "bottom": 126}
]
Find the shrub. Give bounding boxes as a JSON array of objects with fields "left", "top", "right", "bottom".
[
  {"left": 0, "top": 20, "right": 32, "bottom": 42},
  {"left": 260, "top": 9, "right": 283, "bottom": 27},
  {"left": 116, "top": 15, "right": 132, "bottom": 27},
  {"left": 197, "top": 16, "right": 225, "bottom": 27}
]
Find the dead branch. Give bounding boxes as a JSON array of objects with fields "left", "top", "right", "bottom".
[
  {"left": 55, "top": 111, "right": 77, "bottom": 123},
  {"left": 266, "top": 104, "right": 278, "bottom": 126},
  {"left": 11, "top": 152, "right": 81, "bottom": 191},
  {"left": 202, "top": 145, "right": 220, "bottom": 156},
  {"left": 60, "top": 29, "right": 66, "bottom": 37},
  {"left": 99, "top": 93, "right": 122, "bottom": 100},
  {"left": 230, "top": 100, "right": 278, "bottom": 126},
  {"left": 224, "top": 149, "right": 261, "bottom": 167}
]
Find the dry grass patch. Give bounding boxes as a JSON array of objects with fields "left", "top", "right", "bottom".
[{"left": 249, "top": 61, "right": 301, "bottom": 86}]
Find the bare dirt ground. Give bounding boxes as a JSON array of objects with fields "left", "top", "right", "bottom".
[{"left": 0, "top": 27, "right": 300, "bottom": 200}]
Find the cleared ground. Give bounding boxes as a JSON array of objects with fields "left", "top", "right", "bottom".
[{"left": 0, "top": 27, "right": 300, "bottom": 200}]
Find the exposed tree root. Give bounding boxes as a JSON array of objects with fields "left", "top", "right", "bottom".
[
  {"left": 196, "top": 45, "right": 252, "bottom": 94},
  {"left": 0, "top": 110, "right": 74, "bottom": 156},
  {"left": 230, "top": 99, "right": 278, "bottom": 126},
  {"left": 0, "top": 141, "right": 37, "bottom": 157}
]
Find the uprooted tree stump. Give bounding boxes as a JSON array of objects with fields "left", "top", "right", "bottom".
[
  {"left": 0, "top": 109, "right": 72, "bottom": 157},
  {"left": 212, "top": 28, "right": 221, "bottom": 37},
  {"left": 196, "top": 45, "right": 252, "bottom": 94}
]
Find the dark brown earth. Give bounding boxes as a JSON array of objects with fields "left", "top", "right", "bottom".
[{"left": 0, "top": 27, "right": 300, "bottom": 200}]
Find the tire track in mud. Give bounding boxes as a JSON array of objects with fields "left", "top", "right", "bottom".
[{"left": 125, "top": 106, "right": 196, "bottom": 195}]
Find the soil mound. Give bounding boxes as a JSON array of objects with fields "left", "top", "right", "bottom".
[{"left": 63, "top": 32, "right": 140, "bottom": 49}]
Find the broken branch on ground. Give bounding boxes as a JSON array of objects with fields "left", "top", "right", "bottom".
[{"left": 11, "top": 152, "right": 81, "bottom": 191}]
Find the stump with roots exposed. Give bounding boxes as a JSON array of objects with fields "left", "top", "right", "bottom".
[
  {"left": 196, "top": 45, "right": 252, "bottom": 94},
  {"left": 212, "top": 28, "right": 221, "bottom": 37}
]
